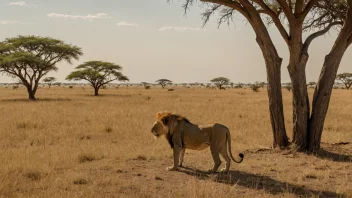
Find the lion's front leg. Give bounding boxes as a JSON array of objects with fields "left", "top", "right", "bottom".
[
  {"left": 179, "top": 148, "right": 186, "bottom": 167},
  {"left": 166, "top": 146, "right": 182, "bottom": 171}
]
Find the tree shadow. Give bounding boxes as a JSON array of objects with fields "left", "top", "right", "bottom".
[
  {"left": 0, "top": 98, "right": 71, "bottom": 102},
  {"left": 315, "top": 148, "right": 351, "bottom": 162},
  {"left": 178, "top": 167, "right": 344, "bottom": 197}
]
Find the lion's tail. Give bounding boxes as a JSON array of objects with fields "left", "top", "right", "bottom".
[{"left": 226, "top": 130, "right": 244, "bottom": 163}]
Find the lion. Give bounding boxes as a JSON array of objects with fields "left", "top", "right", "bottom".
[{"left": 150, "top": 111, "right": 244, "bottom": 172}]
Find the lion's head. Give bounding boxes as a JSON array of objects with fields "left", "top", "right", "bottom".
[
  {"left": 150, "top": 121, "right": 166, "bottom": 138},
  {"left": 150, "top": 111, "right": 191, "bottom": 139}
]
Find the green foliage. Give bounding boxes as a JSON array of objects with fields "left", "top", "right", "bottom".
[
  {"left": 0, "top": 35, "right": 82, "bottom": 100},
  {"left": 66, "top": 61, "right": 129, "bottom": 96},
  {"left": 43, "top": 77, "right": 56, "bottom": 83}
]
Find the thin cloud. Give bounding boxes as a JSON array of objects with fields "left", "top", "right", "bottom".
[
  {"left": 158, "top": 26, "right": 207, "bottom": 32},
  {"left": 8, "top": 1, "right": 27, "bottom": 6},
  {"left": 0, "top": 20, "right": 31, "bottom": 25},
  {"left": 117, "top": 22, "right": 138, "bottom": 27},
  {"left": 47, "top": 13, "right": 111, "bottom": 20}
]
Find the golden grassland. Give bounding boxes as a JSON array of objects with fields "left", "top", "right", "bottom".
[{"left": 0, "top": 86, "right": 351, "bottom": 198}]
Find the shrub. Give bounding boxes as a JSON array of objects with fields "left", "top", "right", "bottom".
[{"left": 250, "top": 84, "right": 260, "bottom": 92}]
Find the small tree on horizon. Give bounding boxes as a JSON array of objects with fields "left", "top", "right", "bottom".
[
  {"left": 43, "top": 77, "right": 56, "bottom": 88},
  {"left": 156, "top": 79, "right": 172, "bottom": 89},
  {"left": 336, "top": 73, "right": 352, "bottom": 89},
  {"left": 307, "top": 82, "right": 317, "bottom": 88},
  {"left": 0, "top": 35, "right": 82, "bottom": 100},
  {"left": 210, "top": 77, "right": 230, "bottom": 90},
  {"left": 66, "top": 61, "right": 129, "bottom": 96}
]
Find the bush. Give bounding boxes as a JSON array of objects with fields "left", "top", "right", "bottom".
[
  {"left": 250, "top": 84, "right": 260, "bottom": 92},
  {"left": 145, "top": 85, "right": 151, "bottom": 89},
  {"left": 168, "top": 89, "right": 175, "bottom": 91}
]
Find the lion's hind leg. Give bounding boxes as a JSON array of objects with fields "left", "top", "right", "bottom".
[
  {"left": 220, "top": 148, "right": 231, "bottom": 172},
  {"left": 209, "top": 146, "right": 221, "bottom": 173}
]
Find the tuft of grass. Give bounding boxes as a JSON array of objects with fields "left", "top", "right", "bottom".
[
  {"left": 24, "top": 171, "right": 41, "bottom": 181},
  {"left": 73, "top": 178, "right": 88, "bottom": 185},
  {"left": 134, "top": 155, "right": 147, "bottom": 161},
  {"left": 16, "top": 122, "right": 38, "bottom": 130},
  {"left": 105, "top": 126, "right": 113, "bottom": 133},
  {"left": 78, "top": 153, "right": 97, "bottom": 163}
]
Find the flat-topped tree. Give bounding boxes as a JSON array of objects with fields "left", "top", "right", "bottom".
[
  {"left": 66, "top": 61, "right": 129, "bottom": 96},
  {"left": 336, "top": 73, "right": 352, "bottom": 90},
  {"left": 307, "top": 82, "right": 316, "bottom": 88},
  {"left": 0, "top": 35, "right": 82, "bottom": 100},
  {"left": 43, "top": 77, "right": 56, "bottom": 88},
  {"left": 156, "top": 79, "right": 172, "bottom": 89},
  {"left": 211, "top": 77, "right": 229, "bottom": 90}
]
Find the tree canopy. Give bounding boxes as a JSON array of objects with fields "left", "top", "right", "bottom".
[
  {"left": 156, "top": 79, "right": 172, "bottom": 89},
  {"left": 210, "top": 77, "right": 230, "bottom": 90},
  {"left": 66, "top": 61, "right": 129, "bottom": 96},
  {"left": 0, "top": 35, "right": 82, "bottom": 100},
  {"left": 336, "top": 73, "right": 352, "bottom": 89},
  {"left": 43, "top": 77, "right": 57, "bottom": 88}
]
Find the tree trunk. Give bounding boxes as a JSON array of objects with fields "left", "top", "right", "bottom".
[
  {"left": 94, "top": 88, "right": 99, "bottom": 96},
  {"left": 26, "top": 86, "right": 36, "bottom": 100},
  {"left": 256, "top": 37, "right": 289, "bottom": 148},
  {"left": 241, "top": 6, "right": 289, "bottom": 148},
  {"left": 308, "top": 10, "right": 352, "bottom": 152},
  {"left": 288, "top": 54, "right": 310, "bottom": 150}
]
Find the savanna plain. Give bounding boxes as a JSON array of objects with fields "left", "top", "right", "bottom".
[{"left": 0, "top": 86, "right": 351, "bottom": 198}]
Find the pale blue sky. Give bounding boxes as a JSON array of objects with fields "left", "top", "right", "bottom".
[{"left": 0, "top": 0, "right": 351, "bottom": 83}]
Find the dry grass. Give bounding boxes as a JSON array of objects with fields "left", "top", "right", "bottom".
[{"left": 0, "top": 86, "right": 351, "bottom": 197}]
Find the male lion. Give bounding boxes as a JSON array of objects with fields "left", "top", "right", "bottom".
[{"left": 151, "top": 112, "right": 244, "bottom": 172}]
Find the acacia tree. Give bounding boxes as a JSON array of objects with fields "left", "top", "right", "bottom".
[
  {"left": 211, "top": 77, "right": 230, "bottom": 90},
  {"left": 66, "top": 61, "right": 129, "bottom": 96},
  {"left": 0, "top": 36, "right": 82, "bottom": 100},
  {"left": 43, "top": 77, "right": 56, "bottom": 88},
  {"left": 171, "top": 0, "right": 352, "bottom": 151},
  {"left": 336, "top": 73, "right": 352, "bottom": 89},
  {"left": 156, "top": 79, "right": 172, "bottom": 89},
  {"left": 307, "top": 81, "right": 317, "bottom": 88}
]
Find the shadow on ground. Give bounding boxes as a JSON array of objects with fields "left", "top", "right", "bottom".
[
  {"left": 315, "top": 148, "right": 352, "bottom": 162},
  {"left": 0, "top": 98, "right": 71, "bottom": 102},
  {"left": 179, "top": 167, "right": 344, "bottom": 197}
]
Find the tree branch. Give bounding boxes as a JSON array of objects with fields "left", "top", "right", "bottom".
[
  {"left": 303, "top": 21, "right": 343, "bottom": 54},
  {"left": 276, "top": 0, "right": 295, "bottom": 21},
  {"left": 300, "top": 0, "right": 319, "bottom": 18}
]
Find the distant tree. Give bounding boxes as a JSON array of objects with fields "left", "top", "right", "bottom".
[
  {"left": 210, "top": 77, "right": 229, "bottom": 90},
  {"left": 336, "top": 73, "right": 352, "bottom": 89},
  {"left": 42, "top": 77, "right": 56, "bottom": 88},
  {"left": 0, "top": 36, "right": 82, "bottom": 100},
  {"left": 283, "top": 83, "right": 292, "bottom": 92},
  {"left": 156, "top": 79, "right": 172, "bottom": 89},
  {"left": 66, "top": 61, "right": 129, "bottom": 96},
  {"left": 250, "top": 83, "right": 260, "bottom": 92},
  {"left": 53, "top": 82, "right": 62, "bottom": 87},
  {"left": 141, "top": 82, "right": 151, "bottom": 89},
  {"left": 307, "top": 82, "right": 317, "bottom": 88},
  {"left": 234, "top": 83, "right": 243, "bottom": 89},
  {"left": 230, "top": 82, "right": 235, "bottom": 89}
]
